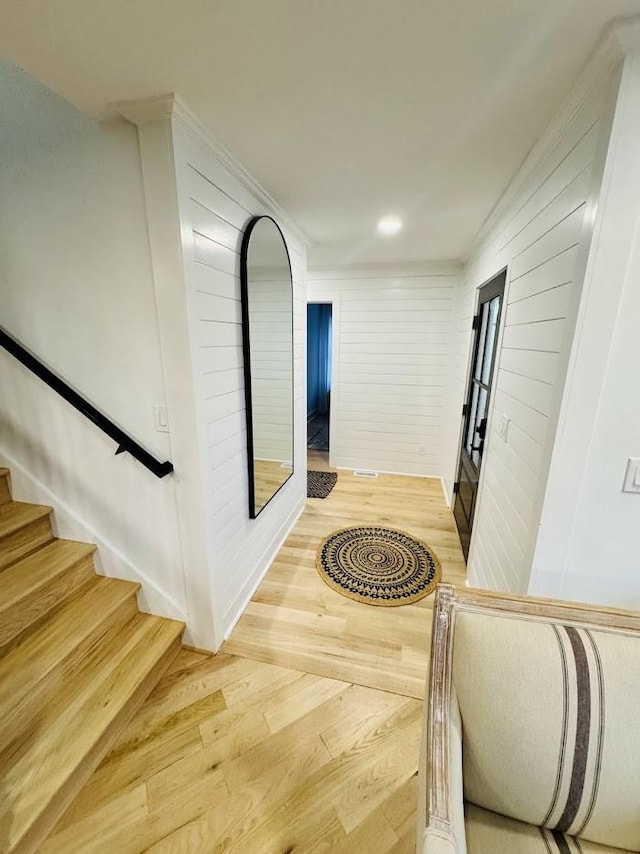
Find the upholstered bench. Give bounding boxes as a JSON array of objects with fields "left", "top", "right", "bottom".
[{"left": 417, "top": 584, "right": 640, "bottom": 853}]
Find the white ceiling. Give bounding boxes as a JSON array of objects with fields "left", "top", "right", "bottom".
[{"left": 2, "top": 0, "right": 640, "bottom": 266}]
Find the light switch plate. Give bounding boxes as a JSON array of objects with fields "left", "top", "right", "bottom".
[
  {"left": 499, "top": 414, "right": 510, "bottom": 442},
  {"left": 154, "top": 405, "right": 170, "bottom": 433},
  {"left": 622, "top": 457, "right": 640, "bottom": 494}
]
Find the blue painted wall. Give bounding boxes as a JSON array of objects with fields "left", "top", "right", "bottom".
[
  {"left": 307, "top": 304, "right": 321, "bottom": 418},
  {"left": 307, "top": 303, "right": 332, "bottom": 419}
]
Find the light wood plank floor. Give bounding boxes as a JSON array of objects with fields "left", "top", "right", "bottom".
[
  {"left": 224, "top": 450, "right": 467, "bottom": 700},
  {"left": 47, "top": 453, "right": 466, "bottom": 852},
  {"left": 44, "top": 652, "right": 422, "bottom": 853}
]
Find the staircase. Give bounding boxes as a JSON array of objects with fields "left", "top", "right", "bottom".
[{"left": 0, "top": 467, "right": 185, "bottom": 853}]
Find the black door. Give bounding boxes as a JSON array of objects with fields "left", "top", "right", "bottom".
[{"left": 453, "top": 271, "right": 506, "bottom": 560}]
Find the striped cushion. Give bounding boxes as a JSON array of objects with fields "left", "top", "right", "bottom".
[
  {"left": 452, "top": 611, "right": 640, "bottom": 851},
  {"left": 465, "top": 803, "right": 634, "bottom": 853}
]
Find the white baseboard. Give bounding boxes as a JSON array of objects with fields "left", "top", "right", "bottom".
[
  {"left": 334, "top": 465, "right": 443, "bottom": 480},
  {"left": 222, "top": 497, "right": 305, "bottom": 642},
  {"left": 0, "top": 448, "right": 187, "bottom": 623},
  {"left": 439, "top": 477, "right": 453, "bottom": 509}
]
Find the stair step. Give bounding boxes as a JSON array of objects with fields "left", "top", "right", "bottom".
[
  {"left": 0, "top": 467, "right": 11, "bottom": 504},
  {"left": 0, "top": 576, "right": 141, "bottom": 756},
  {"left": 1, "top": 612, "right": 184, "bottom": 853},
  {"left": 0, "top": 500, "right": 54, "bottom": 570},
  {"left": 0, "top": 468, "right": 187, "bottom": 853},
  {"left": 0, "top": 540, "right": 97, "bottom": 658}
]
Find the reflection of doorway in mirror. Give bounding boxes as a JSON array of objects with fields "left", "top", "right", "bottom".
[{"left": 306, "top": 303, "right": 332, "bottom": 458}]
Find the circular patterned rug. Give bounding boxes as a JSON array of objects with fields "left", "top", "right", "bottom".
[{"left": 316, "top": 525, "right": 442, "bottom": 606}]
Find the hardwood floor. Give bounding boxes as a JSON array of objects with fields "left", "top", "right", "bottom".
[
  {"left": 43, "top": 652, "right": 422, "bottom": 853},
  {"left": 47, "top": 453, "right": 466, "bottom": 852},
  {"left": 253, "top": 459, "right": 292, "bottom": 512},
  {"left": 224, "top": 450, "right": 467, "bottom": 699}
]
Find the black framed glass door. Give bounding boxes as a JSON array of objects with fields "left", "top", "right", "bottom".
[{"left": 453, "top": 270, "right": 506, "bottom": 560}]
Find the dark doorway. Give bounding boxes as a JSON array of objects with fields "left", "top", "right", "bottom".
[
  {"left": 454, "top": 271, "right": 506, "bottom": 560},
  {"left": 306, "top": 303, "right": 332, "bottom": 452}
]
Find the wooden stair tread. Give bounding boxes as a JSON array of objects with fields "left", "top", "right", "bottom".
[
  {"left": 0, "top": 469, "right": 10, "bottom": 504},
  {"left": 0, "top": 540, "right": 97, "bottom": 653},
  {"left": 0, "top": 500, "right": 53, "bottom": 539},
  {"left": 0, "top": 576, "right": 140, "bottom": 738},
  {"left": 0, "top": 539, "right": 96, "bottom": 612},
  {"left": 1, "top": 613, "right": 184, "bottom": 852},
  {"left": 0, "top": 468, "right": 187, "bottom": 853}
]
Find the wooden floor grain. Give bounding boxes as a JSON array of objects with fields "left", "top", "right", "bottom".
[
  {"left": 224, "top": 450, "right": 467, "bottom": 699},
  {"left": 46, "top": 453, "right": 466, "bottom": 852}
]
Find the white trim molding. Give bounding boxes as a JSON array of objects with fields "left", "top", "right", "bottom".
[
  {"left": 116, "top": 94, "right": 310, "bottom": 249},
  {"left": 466, "top": 16, "right": 640, "bottom": 264},
  {"left": 308, "top": 261, "right": 461, "bottom": 280},
  {"left": 0, "top": 448, "right": 187, "bottom": 623}
]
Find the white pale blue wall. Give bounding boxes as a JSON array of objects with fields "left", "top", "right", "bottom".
[
  {"left": 445, "top": 57, "right": 620, "bottom": 595},
  {"left": 307, "top": 264, "right": 461, "bottom": 479},
  {"left": 530, "top": 47, "right": 640, "bottom": 609},
  {"left": 0, "top": 60, "right": 186, "bottom": 622}
]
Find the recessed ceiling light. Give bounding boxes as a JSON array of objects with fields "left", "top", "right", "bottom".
[{"left": 377, "top": 216, "right": 402, "bottom": 236}]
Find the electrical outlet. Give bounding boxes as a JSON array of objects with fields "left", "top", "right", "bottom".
[{"left": 418, "top": 444, "right": 426, "bottom": 456}]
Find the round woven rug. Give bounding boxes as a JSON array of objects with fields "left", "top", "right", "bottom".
[{"left": 316, "top": 525, "right": 441, "bottom": 606}]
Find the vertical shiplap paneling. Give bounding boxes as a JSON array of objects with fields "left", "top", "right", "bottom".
[
  {"left": 173, "top": 123, "right": 306, "bottom": 641},
  {"left": 308, "top": 269, "right": 460, "bottom": 477},
  {"left": 448, "top": 72, "right": 615, "bottom": 594}
]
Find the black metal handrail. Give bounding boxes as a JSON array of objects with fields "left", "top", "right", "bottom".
[{"left": 0, "top": 326, "right": 174, "bottom": 479}]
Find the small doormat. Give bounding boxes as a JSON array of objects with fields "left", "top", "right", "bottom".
[
  {"left": 316, "top": 526, "right": 441, "bottom": 606},
  {"left": 307, "top": 470, "right": 338, "bottom": 499}
]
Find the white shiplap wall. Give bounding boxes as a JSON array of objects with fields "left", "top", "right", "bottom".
[
  {"left": 308, "top": 266, "right": 460, "bottom": 478},
  {"left": 172, "top": 115, "right": 307, "bottom": 643},
  {"left": 445, "top": 65, "right": 619, "bottom": 594},
  {"left": 529, "top": 46, "right": 640, "bottom": 607}
]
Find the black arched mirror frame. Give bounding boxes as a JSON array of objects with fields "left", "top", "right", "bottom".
[{"left": 240, "top": 215, "right": 294, "bottom": 519}]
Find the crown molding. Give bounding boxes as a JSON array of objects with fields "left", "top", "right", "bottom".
[
  {"left": 115, "top": 94, "right": 176, "bottom": 126},
  {"left": 307, "top": 260, "right": 462, "bottom": 280},
  {"left": 115, "top": 93, "right": 311, "bottom": 248},
  {"left": 465, "top": 16, "right": 640, "bottom": 265},
  {"left": 610, "top": 15, "right": 640, "bottom": 54}
]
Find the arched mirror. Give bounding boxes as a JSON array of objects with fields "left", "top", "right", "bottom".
[{"left": 240, "top": 215, "right": 294, "bottom": 518}]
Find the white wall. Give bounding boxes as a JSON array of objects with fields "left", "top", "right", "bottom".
[
  {"left": 308, "top": 265, "right": 460, "bottom": 478},
  {"left": 530, "top": 47, "right": 640, "bottom": 608},
  {"left": 170, "top": 106, "right": 307, "bottom": 644},
  {"left": 445, "top": 56, "right": 620, "bottom": 594},
  {"left": 0, "top": 62, "right": 187, "bottom": 622}
]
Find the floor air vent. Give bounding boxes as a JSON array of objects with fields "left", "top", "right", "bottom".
[{"left": 353, "top": 470, "right": 378, "bottom": 478}]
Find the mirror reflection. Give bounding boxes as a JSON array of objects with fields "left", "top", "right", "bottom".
[{"left": 240, "top": 216, "right": 294, "bottom": 518}]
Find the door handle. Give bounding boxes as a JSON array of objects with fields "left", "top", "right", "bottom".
[{"left": 475, "top": 418, "right": 487, "bottom": 440}]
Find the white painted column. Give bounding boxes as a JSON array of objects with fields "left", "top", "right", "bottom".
[{"left": 118, "top": 97, "right": 217, "bottom": 649}]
